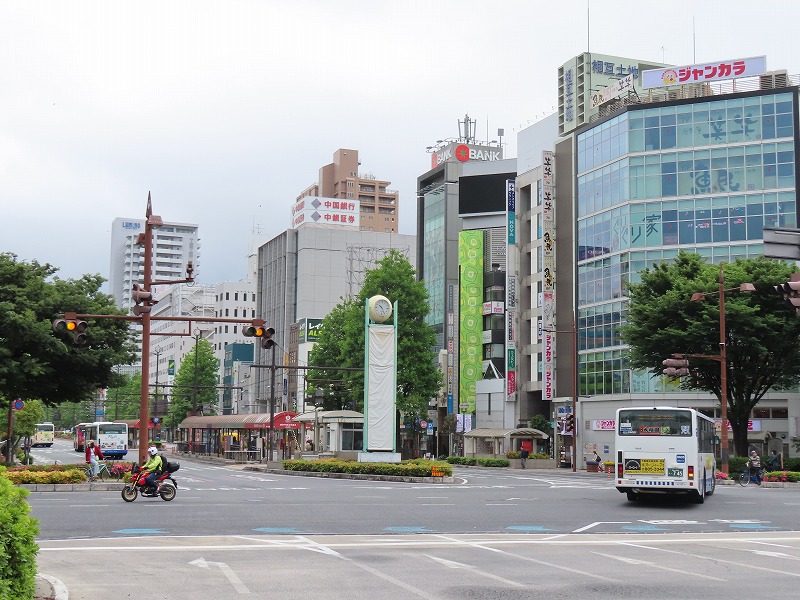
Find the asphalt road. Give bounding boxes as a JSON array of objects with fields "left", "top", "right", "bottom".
[{"left": 26, "top": 439, "right": 800, "bottom": 599}]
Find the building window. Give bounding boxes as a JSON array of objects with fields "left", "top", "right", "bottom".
[
  {"left": 340, "top": 423, "right": 363, "bottom": 451},
  {"left": 225, "top": 309, "right": 229, "bottom": 316},
  {"left": 235, "top": 293, "right": 238, "bottom": 301}
]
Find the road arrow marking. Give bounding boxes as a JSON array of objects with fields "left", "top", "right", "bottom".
[
  {"left": 750, "top": 550, "right": 794, "bottom": 558},
  {"left": 189, "top": 558, "right": 250, "bottom": 594}
]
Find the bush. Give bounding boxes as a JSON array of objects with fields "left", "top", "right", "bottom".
[
  {"left": 0, "top": 471, "right": 39, "bottom": 599},
  {"left": 3, "top": 469, "right": 85, "bottom": 485},
  {"left": 506, "top": 451, "right": 520, "bottom": 459},
  {"left": 281, "top": 459, "right": 452, "bottom": 477},
  {"left": 446, "top": 456, "right": 476, "bottom": 466},
  {"left": 476, "top": 458, "right": 509, "bottom": 468},
  {"left": 763, "top": 470, "right": 800, "bottom": 483}
]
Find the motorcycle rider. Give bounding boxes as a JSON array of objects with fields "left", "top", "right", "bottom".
[{"left": 141, "top": 446, "right": 164, "bottom": 494}]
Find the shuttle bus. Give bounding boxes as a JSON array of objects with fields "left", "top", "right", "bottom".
[
  {"left": 32, "top": 422, "right": 55, "bottom": 447},
  {"left": 84, "top": 421, "right": 128, "bottom": 459},
  {"left": 72, "top": 423, "right": 90, "bottom": 452},
  {"left": 615, "top": 406, "right": 716, "bottom": 504}
]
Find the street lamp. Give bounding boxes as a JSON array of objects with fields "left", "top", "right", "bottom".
[
  {"left": 543, "top": 314, "right": 579, "bottom": 473},
  {"left": 690, "top": 263, "right": 754, "bottom": 475}
]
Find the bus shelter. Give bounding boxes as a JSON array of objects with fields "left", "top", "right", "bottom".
[
  {"left": 463, "top": 427, "right": 549, "bottom": 458},
  {"left": 176, "top": 412, "right": 300, "bottom": 461}
]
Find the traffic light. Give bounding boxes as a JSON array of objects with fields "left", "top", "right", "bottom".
[
  {"left": 773, "top": 279, "right": 800, "bottom": 315},
  {"left": 132, "top": 284, "right": 157, "bottom": 316},
  {"left": 243, "top": 320, "right": 275, "bottom": 349},
  {"left": 52, "top": 313, "right": 89, "bottom": 345},
  {"left": 565, "top": 413, "right": 575, "bottom": 435},
  {"left": 662, "top": 354, "right": 690, "bottom": 377}
]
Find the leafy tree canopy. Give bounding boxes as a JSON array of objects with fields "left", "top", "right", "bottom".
[
  {"left": 620, "top": 252, "right": 800, "bottom": 455},
  {"left": 0, "top": 253, "right": 136, "bottom": 411},
  {"left": 308, "top": 250, "right": 441, "bottom": 419},
  {"left": 167, "top": 338, "right": 219, "bottom": 428}
]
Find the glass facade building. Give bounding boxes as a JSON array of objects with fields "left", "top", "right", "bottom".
[{"left": 575, "top": 90, "right": 798, "bottom": 396}]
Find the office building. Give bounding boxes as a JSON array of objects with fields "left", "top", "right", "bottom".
[{"left": 108, "top": 217, "right": 200, "bottom": 310}]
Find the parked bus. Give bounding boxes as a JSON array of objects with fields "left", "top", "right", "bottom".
[
  {"left": 32, "top": 422, "right": 55, "bottom": 448},
  {"left": 84, "top": 421, "right": 128, "bottom": 459},
  {"left": 72, "top": 423, "right": 90, "bottom": 452},
  {"left": 615, "top": 406, "right": 716, "bottom": 504}
]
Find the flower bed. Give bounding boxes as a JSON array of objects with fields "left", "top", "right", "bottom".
[{"left": 282, "top": 458, "right": 452, "bottom": 477}]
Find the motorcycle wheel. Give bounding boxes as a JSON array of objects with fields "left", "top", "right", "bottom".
[
  {"left": 159, "top": 483, "right": 176, "bottom": 502},
  {"left": 121, "top": 485, "right": 138, "bottom": 502}
]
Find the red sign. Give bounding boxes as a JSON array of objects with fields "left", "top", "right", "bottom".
[{"left": 420, "top": 421, "right": 428, "bottom": 429}]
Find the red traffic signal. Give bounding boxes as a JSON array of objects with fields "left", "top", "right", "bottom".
[
  {"left": 52, "top": 315, "right": 89, "bottom": 345},
  {"left": 564, "top": 413, "right": 575, "bottom": 435}
]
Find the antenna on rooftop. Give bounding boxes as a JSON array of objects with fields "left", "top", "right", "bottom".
[{"left": 458, "top": 113, "right": 476, "bottom": 144}]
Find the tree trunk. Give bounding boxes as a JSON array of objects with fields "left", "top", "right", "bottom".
[{"left": 731, "top": 420, "right": 750, "bottom": 457}]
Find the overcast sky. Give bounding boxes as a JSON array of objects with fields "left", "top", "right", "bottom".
[{"left": 3, "top": 1, "right": 799, "bottom": 289}]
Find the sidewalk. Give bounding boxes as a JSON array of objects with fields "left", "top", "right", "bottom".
[{"left": 34, "top": 573, "right": 68, "bottom": 600}]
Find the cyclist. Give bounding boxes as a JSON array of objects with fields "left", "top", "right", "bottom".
[
  {"left": 85, "top": 439, "right": 105, "bottom": 481},
  {"left": 748, "top": 450, "right": 762, "bottom": 484},
  {"left": 141, "top": 446, "right": 164, "bottom": 493}
]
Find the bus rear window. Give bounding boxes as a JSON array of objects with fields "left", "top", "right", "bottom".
[
  {"left": 98, "top": 424, "right": 126, "bottom": 435},
  {"left": 618, "top": 410, "right": 692, "bottom": 436}
]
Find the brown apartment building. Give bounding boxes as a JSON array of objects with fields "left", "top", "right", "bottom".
[{"left": 296, "top": 148, "right": 399, "bottom": 233}]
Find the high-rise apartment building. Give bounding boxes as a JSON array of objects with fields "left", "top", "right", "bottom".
[
  {"left": 296, "top": 148, "right": 399, "bottom": 233},
  {"left": 108, "top": 217, "right": 200, "bottom": 309}
]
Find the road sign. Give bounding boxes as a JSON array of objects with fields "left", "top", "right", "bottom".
[
  {"left": 13, "top": 400, "right": 24, "bottom": 410},
  {"left": 420, "top": 421, "right": 428, "bottom": 429}
]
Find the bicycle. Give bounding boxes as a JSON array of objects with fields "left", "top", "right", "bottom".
[
  {"left": 84, "top": 461, "right": 120, "bottom": 482},
  {"left": 738, "top": 463, "right": 762, "bottom": 486}
]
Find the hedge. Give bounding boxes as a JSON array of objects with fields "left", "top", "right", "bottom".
[
  {"left": 0, "top": 470, "right": 39, "bottom": 600},
  {"left": 282, "top": 458, "right": 452, "bottom": 477}
]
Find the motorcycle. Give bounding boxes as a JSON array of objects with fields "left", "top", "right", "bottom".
[{"left": 121, "top": 463, "right": 177, "bottom": 502}]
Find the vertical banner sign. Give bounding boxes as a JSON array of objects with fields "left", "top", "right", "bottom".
[
  {"left": 506, "top": 179, "right": 517, "bottom": 403},
  {"left": 459, "top": 231, "right": 484, "bottom": 414},
  {"left": 542, "top": 152, "right": 556, "bottom": 400}
]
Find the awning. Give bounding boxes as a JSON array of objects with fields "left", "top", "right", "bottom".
[
  {"left": 244, "top": 411, "right": 300, "bottom": 430},
  {"left": 177, "top": 412, "right": 300, "bottom": 430},
  {"left": 320, "top": 410, "right": 363, "bottom": 423},
  {"left": 463, "top": 427, "right": 549, "bottom": 440}
]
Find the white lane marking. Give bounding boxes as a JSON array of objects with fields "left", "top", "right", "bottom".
[
  {"left": 593, "top": 551, "right": 725, "bottom": 581},
  {"left": 572, "top": 521, "right": 630, "bottom": 533},
  {"left": 189, "top": 558, "right": 250, "bottom": 594},
  {"left": 424, "top": 554, "right": 525, "bottom": 587},
  {"left": 619, "top": 542, "right": 800, "bottom": 578}
]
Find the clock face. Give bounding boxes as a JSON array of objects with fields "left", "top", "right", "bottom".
[
  {"left": 369, "top": 295, "right": 392, "bottom": 322},
  {"left": 375, "top": 299, "right": 391, "bottom": 316}
]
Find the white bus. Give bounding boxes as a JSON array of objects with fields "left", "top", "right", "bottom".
[
  {"left": 615, "top": 406, "right": 716, "bottom": 504},
  {"left": 32, "top": 422, "right": 55, "bottom": 447},
  {"left": 84, "top": 421, "right": 128, "bottom": 459}
]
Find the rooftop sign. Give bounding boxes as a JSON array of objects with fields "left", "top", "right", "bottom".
[{"left": 641, "top": 56, "right": 767, "bottom": 89}]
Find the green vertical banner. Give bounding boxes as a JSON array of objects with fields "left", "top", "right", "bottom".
[{"left": 458, "top": 231, "right": 483, "bottom": 414}]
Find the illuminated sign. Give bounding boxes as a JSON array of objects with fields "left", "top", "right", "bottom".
[{"left": 641, "top": 56, "right": 767, "bottom": 89}]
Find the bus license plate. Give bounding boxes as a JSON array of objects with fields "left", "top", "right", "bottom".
[{"left": 667, "top": 468, "right": 684, "bottom": 477}]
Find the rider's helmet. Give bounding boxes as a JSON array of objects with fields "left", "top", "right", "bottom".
[{"left": 148, "top": 446, "right": 158, "bottom": 456}]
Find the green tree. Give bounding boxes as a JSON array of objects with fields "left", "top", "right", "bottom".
[
  {"left": 620, "top": 252, "right": 800, "bottom": 456},
  {"left": 308, "top": 250, "right": 441, "bottom": 421},
  {"left": 0, "top": 253, "right": 135, "bottom": 459},
  {"left": 167, "top": 338, "right": 219, "bottom": 428},
  {"left": 103, "top": 373, "right": 143, "bottom": 421}
]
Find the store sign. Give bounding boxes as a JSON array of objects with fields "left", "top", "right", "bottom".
[
  {"left": 592, "top": 419, "right": 616, "bottom": 431},
  {"left": 641, "top": 56, "right": 767, "bottom": 89},
  {"left": 590, "top": 73, "right": 635, "bottom": 108}
]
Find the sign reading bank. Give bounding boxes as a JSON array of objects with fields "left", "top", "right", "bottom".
[
  {"left": 290, "top": 196, "right": 360, "bottom": 229},
  {"left": 431, "top": 143, "right": 502, "bottom": 169}
]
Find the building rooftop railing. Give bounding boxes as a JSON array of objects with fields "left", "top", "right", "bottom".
[{"left": 590, "top": 72, "right": 799, "bottom": 124}]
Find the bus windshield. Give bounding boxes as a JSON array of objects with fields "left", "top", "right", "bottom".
[
  {"left": 35, "top": 423, "right": 54, "bottom": 432},
  {"left": 618, "top": 409, "right": 692, "bottom": 437}
]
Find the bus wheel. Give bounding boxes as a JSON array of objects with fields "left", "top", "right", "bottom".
[
  {"left": 707, "top": 474, "right": 716, "bottom": 497},
  {"left": 626, "top": 491, "right": 639, "bottom": 502},
  {"left": 693, "top": 474, "right": 706, "bottom": 504}
]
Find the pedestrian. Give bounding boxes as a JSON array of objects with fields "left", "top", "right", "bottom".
[
  {"left": 85, "top": 439, "right": 104, "bottom": 481},
  {"left": 520, "top": 447, "right": 530, "bottom": 469}
]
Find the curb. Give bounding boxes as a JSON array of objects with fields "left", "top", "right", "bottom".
[{"left": 35, "top": 574, "right": 68, "bottom": 600}]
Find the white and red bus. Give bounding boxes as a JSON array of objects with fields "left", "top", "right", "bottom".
[
  {"left": 615, "top": 406, "right": 716, "bottom": 504},
  {"left": 84, "top": 421, "right": 128, "bottom": 459},
  {"left": 32, "top": 423, "right": 55, "bottom": 447},
  {"left": 72, "top": 423, "right": 90, "bottom": 452}
]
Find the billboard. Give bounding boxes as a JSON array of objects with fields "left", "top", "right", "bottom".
[
  {"left": 291, "top": 196, "right": 360, "bottom": 228},
  {"left": 641, "top": 56, "right": 767, "bottom": 89}
]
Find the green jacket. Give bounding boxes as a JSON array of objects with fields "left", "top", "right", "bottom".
[{"left": 143, "top": 454, "right": 163, "bottom": 473}]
